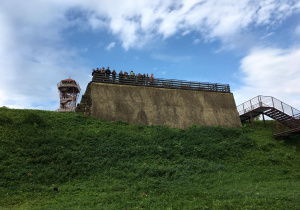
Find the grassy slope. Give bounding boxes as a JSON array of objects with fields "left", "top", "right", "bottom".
[{"left": 0, "top": 107, "right": 300, "bottom": 209}]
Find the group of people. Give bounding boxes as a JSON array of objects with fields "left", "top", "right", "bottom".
[{"left": 92, "top": 67, "right": 154, "bottom": 85}]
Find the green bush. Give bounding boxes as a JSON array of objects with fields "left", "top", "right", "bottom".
[
  {"left": 21, "top": 112, "right": 46, "bottom": 127},
  {"left": 0, "top": 113, "right": 13, "bottom": 125}
]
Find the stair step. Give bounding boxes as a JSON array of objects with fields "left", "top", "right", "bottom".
[{"left": 238, "top": 96, "right": 300, "bottom": 136}]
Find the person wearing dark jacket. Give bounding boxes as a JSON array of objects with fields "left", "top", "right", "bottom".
[
  {"left": 112, "top": 70, "right": 117, "bottom": 82},
  {"left": 119, "top": 70, "right": 124, "bottom": 84},
  {"left": 105, "top": 67, "right": 111, "bottom": 80},
  {"left": 142, "top": 73, "right": 146, "bottom": 85},
  {"left": 100, "top": 67, "right": 105, "bottom": 81},
  {"left": 137, "top": 73, "right": 142, "bottom": 85},
  {"left": 146, "top": 73, "right": 150, "bottom": 85}
]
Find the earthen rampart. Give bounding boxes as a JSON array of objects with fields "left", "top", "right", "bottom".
[{"left": 77, "top": 82, "right": 241, "bottom": 128}]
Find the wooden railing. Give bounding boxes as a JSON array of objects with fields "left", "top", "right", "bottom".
[{"left": 92, "top": 73, "right": 230, "bottom": 93}]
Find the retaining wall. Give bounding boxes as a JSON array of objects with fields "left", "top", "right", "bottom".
[{"left": 77, "top": 82, "right": 241, "bottom": 128}]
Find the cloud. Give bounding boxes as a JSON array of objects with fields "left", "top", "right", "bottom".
[
  {"left": 234, "top": 47, "right": 300, "bottom": 108},
  {"left": 0, "top": 46, "right": 90, "bottom": 110},
  {"left": 260, "top": 32, "right": 274, "bottom": 40},
  {"left": 160, "top": 71, "right": 167, "bottom": 76},
  {"left": 151, "top": 53, "right": 192, "bottom": 63},
  {"left": 182, "top": 30, "right": 191, "bottom": 36},
  {"left": 66, "top": 0, "right": 300, "bottom": 50},
  {"left": 0, "top": 0, "right": 91, "bottom": 110},
  {"left": 2, "top": 1, "right": 300, "bottom": 51},
  {"left": 193, "top": 39, "right": 200, "bottom": 45},
  {"left": 105, "top": 42, "right": 116, "bottom": 51},
  {"left": 88, "top": 13, "right": 109, "bottom": 30},
  {"left": 295, "top": 24, "right": 300, "bottom": 36}
]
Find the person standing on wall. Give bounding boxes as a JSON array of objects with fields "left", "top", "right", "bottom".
[
  {"left": 112, "top": 70, "right": 116, "bottom": 82},
  {"left": 124, "top": 71, "right": 129, "bottom": 81},
  {"left": 142, "top": 73, "right": 146, "bottom": 85},
  {"left": 100, "top": 67, "right": 105, "bottom": 82},
  {"left": 105, "top": 67, "right": 111, "bottom": 81},
  {"left": 146, "top": 73, "right": 150, "bottom": 85},
  {"left": 150, "top": 73, "right": 154, "bottom": 85},
  {"left": 119, "top": 70, "right": 124, "bottom": 84},
  {"left": 129, "top": 70, "right": 135, "bottom": 83},
  {"left": 130, "top": 70, "right": 134, "bottom": 77}
]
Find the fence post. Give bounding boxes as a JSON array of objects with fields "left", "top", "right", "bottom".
[
  {"left": 273, "top": 107, "right": 279, "bottom": 134},
  {"left": 272, "top": 97, "right": 275, "bottom": 108},
  {"left": 259, "top": 96, "right": 262, "bottom": 107},
  {"left": 281, "top": 102, "right": 284, "bottom": 113},
  {"left": 271, "top": 97, "right": 279, "bottom": 132},
  {"left": 262, "top": 114, "right": 266, "bottom": 128}
]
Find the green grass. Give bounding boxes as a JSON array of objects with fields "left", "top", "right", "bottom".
[{"left": 0, "top": 107, "right": 300, "bottom": 209}]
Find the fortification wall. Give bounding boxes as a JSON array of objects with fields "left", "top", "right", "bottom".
[
  {"left": 75, "top": 82, "right": 92, "bottom": 115},
  {"left": 88, "top": 82, "right": 241, "bottom": 128}
]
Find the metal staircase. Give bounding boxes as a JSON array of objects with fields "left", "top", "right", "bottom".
[{"left": 237, "top": 96, "right": 300, "bottom": 137}]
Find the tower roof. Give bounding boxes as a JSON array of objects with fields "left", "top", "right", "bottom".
[
  {"left": 61, "top": 78, "right": 76, "bottom": 82},
  {"left": 57, "top": 78, "right": 81, "bottom": 92}
]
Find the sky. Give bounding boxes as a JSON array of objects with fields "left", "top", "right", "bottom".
[{"left": 1, "top": 0, "right": 300, "bottom": 111}]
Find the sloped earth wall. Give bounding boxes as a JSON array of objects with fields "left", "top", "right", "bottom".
[
  {"left": 77, "top": 82, "right": 241, "bottom": 128},
  {"left": 75, "top": 82, "right": 92, "bottom": 115}
]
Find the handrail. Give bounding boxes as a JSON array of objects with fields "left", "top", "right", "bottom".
[
  {"left": 237, "top": 95, "right": 300, "bottom": 117},
  {"left": 271, "top": 120, "right": 300, "bottom": 137},
  {"left": 92, "top": 72, "right": 230, "bottom": 93},
  {"left": 57, "top": 83, "right": 81, "bottom": 92}
]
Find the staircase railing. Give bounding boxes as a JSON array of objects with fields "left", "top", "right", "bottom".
[
  {"left": 270, "top": 120, "right": 300, "bottom": 136},
  {"left": 237, "top": 95, "right": 300, "bottom": 118}
]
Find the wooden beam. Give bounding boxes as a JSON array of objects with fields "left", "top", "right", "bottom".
[{"left": 262, "top": 114, "right": 266, "bottom": 128}]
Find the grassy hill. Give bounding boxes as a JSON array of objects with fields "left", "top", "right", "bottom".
[{"left": 0, "top": 107, "right": 300, "bottom": 209}]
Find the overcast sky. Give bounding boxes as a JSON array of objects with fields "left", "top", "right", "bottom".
[{"left": 1, "top": 0, "right": 300, "bottom": 111}]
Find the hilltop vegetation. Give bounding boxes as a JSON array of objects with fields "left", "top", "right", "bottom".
[{"left": 0, "top": 107, "right": 300, "bottom": 209}]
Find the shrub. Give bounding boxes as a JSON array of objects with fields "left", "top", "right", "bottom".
[
  {"left": 21, "top": 112, "right": 46, "bottom": 127},
  {"left": 115, "top": 121, "right": 129, "bottom": 125},
  {"left": 0, "top": 113, "right": 13, "bottom": 125}
]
